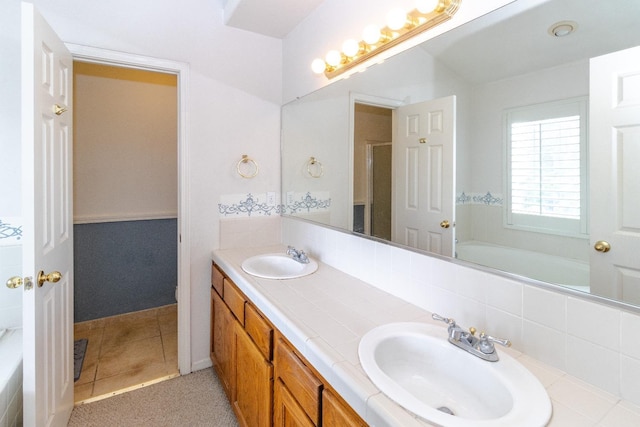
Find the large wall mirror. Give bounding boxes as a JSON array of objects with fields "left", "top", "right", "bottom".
[{"left": 281, "top": 0, "right": 640, "bottom": 308}]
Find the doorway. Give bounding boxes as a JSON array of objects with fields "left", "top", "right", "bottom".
[
  {"left": 353, "top": 102, "right": 393, "bottom": 238},
  {"left": 68, "top": 55, "right": 188, "bottom": 402}
]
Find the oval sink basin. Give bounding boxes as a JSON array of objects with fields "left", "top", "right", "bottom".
[
  {"left": 359, "top": 322, "right": 551, "bottom": 427},
  {"left": 241, "top": 253, "right": 318, "bottom": 279}
]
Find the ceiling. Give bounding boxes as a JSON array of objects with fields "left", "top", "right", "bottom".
[
  {"left": 422, "top": 0, "right": 640, "bottom": 85},
  {"left": 221, "top": 0, "right": 325, "bottom": 39}
]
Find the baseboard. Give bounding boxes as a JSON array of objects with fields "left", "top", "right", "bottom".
[{"left": 191, "top": 358, "right": 213, "bottom": 372}]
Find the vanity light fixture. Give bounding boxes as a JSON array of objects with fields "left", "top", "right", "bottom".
[{"left": 311, "top": 0, "right": 461, "bottom": 79}]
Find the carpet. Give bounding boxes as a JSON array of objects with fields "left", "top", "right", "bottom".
[
  {"left": 74, "top": 339, "right": 88, "bottom": 382},
  {"left": 68, "top": 368, "right": 238, "bottom": 427}
]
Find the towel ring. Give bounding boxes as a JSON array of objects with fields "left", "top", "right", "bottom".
[
  {"left": 307, "top": 157, "right": 324, "bottom": 178},
  {"left": 237, "top": 155, "right": 258, "bottom": 178}
]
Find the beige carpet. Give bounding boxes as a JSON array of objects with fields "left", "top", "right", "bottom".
[{"left": 68, "top": 368, "right": 238, "bottom": 426}]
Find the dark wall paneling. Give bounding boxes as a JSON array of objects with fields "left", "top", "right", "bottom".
[{"left": 74, "top": 218, "right": 177, "bottom": 322}]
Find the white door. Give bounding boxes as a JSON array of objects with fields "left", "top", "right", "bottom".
[
  {"left": 393, "top": 96, "right": 456, "bottom": 256},
  {"left": 590, "top": 45, "right": 640, "bottom": 304},
  {"left": 22, "top": 3, "right": 74, "bottom": 426}
]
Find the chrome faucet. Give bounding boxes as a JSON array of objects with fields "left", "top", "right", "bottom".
[
  {"left": 286, "top": 246, "right": 309, "bottom": 264},
  {"left": 432, "top": 313, "right": 511, "bottom": 362}
]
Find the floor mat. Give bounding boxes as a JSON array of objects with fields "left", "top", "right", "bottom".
[{"left": 74, "top": 338, "right": 88, "bottom": 382}]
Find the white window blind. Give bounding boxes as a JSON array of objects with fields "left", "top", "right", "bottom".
[
  {"left": 504, "top": 97, "right": 588, "bottom": 237},
  {"left": 510, "top": 115, "right": 581, "bottom": 219}
]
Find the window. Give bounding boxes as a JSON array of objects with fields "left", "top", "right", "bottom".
[{"left": 504, "top": 97, "right": 588, "bottom": 237}]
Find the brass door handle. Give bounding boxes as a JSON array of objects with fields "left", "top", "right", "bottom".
[
  {"left": 440, "top": 220, "right": 450, "bottom": 229},
  {"left": 37, "top": 270, "right": 62, "bottom": 287},
  {"left": 53, "top": 104, "right": 67, "bottom": 115},
  {"left": 594, "top": 241, "right": 611, "bottom": 253},
  {"left": 6, "top": 276, "right": 33, "bottom": 290},
  {"left": 6, "top": 276, "right": 23, "bottom": 289}
]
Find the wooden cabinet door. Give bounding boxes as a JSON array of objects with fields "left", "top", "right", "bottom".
[
  {"left": 234, "top": 323, "right": 273, "bottom": 427},
  {"left": 274, "top": 379, "right": 316, "bottom": 427},
  {"left": 211, "top": 289, "right": 236, "bottom": 400},
  {"left": 322, "top": 389, "right": 367, "bottom": 427}
]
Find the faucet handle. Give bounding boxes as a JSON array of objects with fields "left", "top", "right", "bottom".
[
  {"left": 432, "top": 313, "right": 456, "bottom": 327},
  {"left": 478, "top": 332, "right": 512, "bottom": 354}
]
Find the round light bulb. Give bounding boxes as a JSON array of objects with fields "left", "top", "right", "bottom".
[
  {"left": 362, "top": 24, "right": 381, "bottom": 45},
  {"left": 416, "top": 0, "right": 439, "bottom": 13},
  {"left": 311, "top": 58, "right": 326, "bottom": 74},
  {"left": 325, "top": 50, "right": 342, "bottom": 67},
  {"left": 387, "top": 8, "right": 407, "bottom": 30},
  {"left": 342, "top": 39, "right": 360, "bottom": 58}
]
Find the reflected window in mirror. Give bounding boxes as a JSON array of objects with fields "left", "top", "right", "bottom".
[{"left": 505, "top": 97, "right": 588, "bottom": 238}]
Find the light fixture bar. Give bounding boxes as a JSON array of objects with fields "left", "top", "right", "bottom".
[{"left": 318, "top": 0, "right": 461, "bottom": 79}]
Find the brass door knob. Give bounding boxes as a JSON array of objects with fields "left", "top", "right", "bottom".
[
  {"left": 37, "top": 270, "right": 62, "bottom": 287},
  {"left": 6, "top": 276, "right": 23, "bottom": 289},
  {"left": 440, "top": 220, "right": 450, "bottom": 229},
  {"left": 594, "top": 241, "right": 611, "bottom": 253}
]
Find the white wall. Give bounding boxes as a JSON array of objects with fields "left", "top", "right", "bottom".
[
  {"left": 282, "top": 0, "right": 520, "bottom": 102},
  {"left": 16, "top": 0, "right": 283, "bottom": 369},
  {"left": 0, "top": 0, "right": 22, "bottom": 219},
  {"left": 74, "top": 63, "right": 178, "bottom": 223}
]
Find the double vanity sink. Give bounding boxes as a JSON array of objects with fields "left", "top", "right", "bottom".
[{"left": 234, "top": 247, "right": 552, "bottom": 426}]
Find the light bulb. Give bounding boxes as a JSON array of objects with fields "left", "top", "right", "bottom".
[
  {"left": 362, "top": 24, "right": 381, "bottom": 45},
  {"left": 387, "top": 8, "right": 407, "bottom": 30},
  {"left": 416, "top": 0, "right": 439, "bottom": 13},
  {"left": 342, "top": 39, "right": 360, "bottom": 58},
  {"left": 325, "top": 50, "right": 342, "bottom": 67},
  {"left": 311, "top": 58, "right": 326, "bottom": 74}
]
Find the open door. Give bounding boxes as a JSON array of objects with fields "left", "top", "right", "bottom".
[
  {"left": 22, "top": 3, "right": 74, "bottom": 426},
  {"left": 589, "top": 45, "right": 640, "bottom": 304},
  {"left": 393, "top": 96, "right": 456, "bottom": 256}
]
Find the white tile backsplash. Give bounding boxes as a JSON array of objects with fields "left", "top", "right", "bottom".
[
  {"left": 621, "top": 312, "right": 640, "bottom": 359},
  {"left": 281, "top": 216, "right": 640, "bottom": 408},
  {"left": 565, "top": 335, "right": 620, "bottom": 395},
  {"left": 567, "top": 297, "right": 620, "bottom": 351},
  {"left": 620, "top": 355, "right": 640, "bottom": 405},
  {"left": 524, "top": 285, "right": 567, "bottom": 331}
]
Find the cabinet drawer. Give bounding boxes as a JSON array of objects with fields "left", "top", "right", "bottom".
[
  {"left": 245, "top": 303, "right": 273, "bottom": 361},
  {"left": 275, "top": 339, "right": 322, "bottom": 425},
  {"left": 211, "top": 263, "right": 224, "bottom": 297},
  {"left": 223, "top": 278, "right": 246, "bottom": 324}
]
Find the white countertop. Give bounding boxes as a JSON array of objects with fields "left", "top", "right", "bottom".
[{"left": 212, "top": 245, "right": 640, "bottom": 427}]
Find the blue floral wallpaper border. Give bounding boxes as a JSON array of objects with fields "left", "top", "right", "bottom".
[
  {"left": 456, "top": 191, "right": 503, "bottom": 206},
  {"left": 0, "top": 217, "right": 22, "bottom": 246},
  {"left": 218, "top": 192, "right": 331, "bottom": 218}
]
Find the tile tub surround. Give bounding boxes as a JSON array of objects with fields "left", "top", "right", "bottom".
[
  {"left": 281, "top": 217, "right": 640, "bottom": 406},
  {"left": 213, "top": 246, "right": 640, "bottom": 426}
]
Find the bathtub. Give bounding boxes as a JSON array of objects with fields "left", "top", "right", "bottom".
[
  {"left": 456, "top": 241, "right": 590, "bottom": 292},
  {"left": 0, "top": 328, "right": 23, "bottom": 426}
]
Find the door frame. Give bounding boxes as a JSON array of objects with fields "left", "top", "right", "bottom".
[{"left": 67, "top": 43, "right": 192, "bottom": 375}]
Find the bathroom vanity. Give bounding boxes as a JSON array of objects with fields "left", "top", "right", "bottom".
[{"left": 210, "top": 251, "right": 367, "bottom": 426}]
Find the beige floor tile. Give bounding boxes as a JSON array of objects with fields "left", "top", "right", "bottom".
[
  {"left": 74, "top": 318, "right": 105, "bottom": 335},
  {"left": 163, "top": 332, "right": 178, "bottom": 364},
  {"left": 75, "top": 360, "right": 98, "bottom": 386},
  {"left": 91, "top": 361, "right": 172, "bottom": 396},
  {"left": 77, "top": 329, "right": 104, "bottom": 365},
  {"left": 100, "top": 316, "right": 160, "bottom": 351},
  {"left": 74, "top": 381, "right": 94, "bottom": 402},
  {"left": 159, "top": 312, "right": 177, "bottom": 335},
  {"left": 74, "top": 306, "right": 178, "bottom": 404},
  {"left": 96, "top": 336, "right": 165, "bottom": 380},
  {"left": 157, "top": 304, "right": 177, "bottom": 316}
]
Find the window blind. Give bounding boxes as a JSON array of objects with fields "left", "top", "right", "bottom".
[{"left": 510, "top": 115, "right": 581, "bottom": 219}]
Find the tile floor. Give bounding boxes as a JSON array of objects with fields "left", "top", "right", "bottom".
[{"left": 73, "top": 304, "right": 179, "bottom": 404}]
